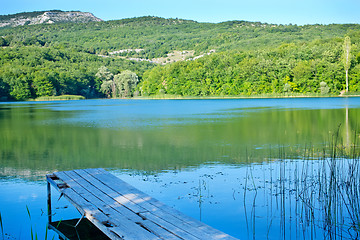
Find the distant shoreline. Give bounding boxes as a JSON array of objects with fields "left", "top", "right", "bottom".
[
  {"left": 132, "top": 94, "right": 359, "bottom": 100},
  {"left": 1, "top": 93, "right": 359, "bottom": 102}
]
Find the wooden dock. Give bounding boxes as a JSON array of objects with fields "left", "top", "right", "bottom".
[{"left": 46, "top": 168, "right": 238, "bottom": 240}]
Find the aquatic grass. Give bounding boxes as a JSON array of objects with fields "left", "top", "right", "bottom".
[
  {"left": 26, "top": 206, "right": 37, "bottom": 240},
  {"left": 295, "top": 138, "right": 360, "bottom": 239},
  {"left": 240, "top": 128, "right": 360, "bottom": 239},
  {"left": 25, "top": 206, "right": 56, "bottom": 240},
  {"left": 0, "top": 211, "right": 4, "bottom": 240},
  {"left": 45, "top": 225, "right": 48, "bottom": 240},
  {"left": 26, "top": 206, "right": 53, "bottom": 240},
  {"left": 34, "top": 95, "right": 85, "bottom": 101},
  {"left": 26, "top": 205, "right": 31, "bottom": 221},
  {"left": 0, "top": 209, "right": 52, "bottom": 240},
  {"left": 135, "top": 91, "right": 343, "bottom": 100}
]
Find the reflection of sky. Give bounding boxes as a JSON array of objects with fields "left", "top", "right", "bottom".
[
  {"left": 1, "top": 98, "right": 359, "bottom": 239},
  {"left": 111, "top": 159, "right": 349, "bottom": 239},
  {"left": 0, "top": 159, "right": 355, "bottom": 239},
  {"left": 0, "top": 181, "right": 56, "bottom": 239},
  {"left": 4, "top": 97, "right": 358, "bottom": 129}
]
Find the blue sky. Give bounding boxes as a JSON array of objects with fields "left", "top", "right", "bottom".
[{"left": 1, "top": 0, "right": 360, "bottom": 25}]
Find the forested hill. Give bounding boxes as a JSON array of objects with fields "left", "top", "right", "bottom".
[
  {"left": 1, "top": 15, "right": 358, "bottom": 56},
  {"left": 0, "top": 14, "right": 360, "bottom": 100}
]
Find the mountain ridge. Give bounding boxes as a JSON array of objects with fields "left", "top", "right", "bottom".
[{"left": 0, "top": 10, "right": 102, "bottom": 28}]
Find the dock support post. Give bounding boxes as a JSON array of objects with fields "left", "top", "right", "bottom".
[{"left": 47, "top": 180, "right": 52, "bottom": 223}]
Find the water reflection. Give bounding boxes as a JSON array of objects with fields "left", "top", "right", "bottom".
[
  {"left": 114, "top": 158, "right": 360, "bottom": 240},
  {"left": 1, "top": 98, "right": 360, "bottom": 239},
  {"left": 1, "top": 98, "right": 360, "bottom": 179},
  {"left": 49, "top": 219, "right": 110, "bottom": 240},
  {"left": 346, "top": 104, "right": 350, "bottom": 148}
]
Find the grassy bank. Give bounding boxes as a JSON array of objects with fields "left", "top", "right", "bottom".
[
  {"left": 134, "top": 92, "right": 358, "bottom": 100},
  {"left": 3, "top": 92, "right": 359, "bottom": 102},
  {"left": 33, "top": 95, "right": 86, "bottom": 101}
]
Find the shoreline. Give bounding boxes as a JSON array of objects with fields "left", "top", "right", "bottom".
[
  {"left": 1, "top": 93, "right": 360, "bottom": 102},
  {"left": 131, "top": 94, "right": 360, "bottom": 100}
]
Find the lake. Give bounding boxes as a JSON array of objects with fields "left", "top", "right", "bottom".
[{"left": 1, "top": 97, "right": 360, "bottom": 239}]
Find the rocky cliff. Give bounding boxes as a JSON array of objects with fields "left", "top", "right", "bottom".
[{"left": 0, "top": 10, "right": 103, "bottom": 28}]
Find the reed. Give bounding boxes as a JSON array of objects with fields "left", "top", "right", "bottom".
[
  {"left": 0, "top": 211, "right": 4, "bottom": 240},
  {"left": 241, "top": 129, "right": 360, "bottom": 239},
  {"left": 26, "top": 206, "right": 55, "bottom": 240},
  {"left": 34, "top": 95, "right": 85, "bottom": 101}
]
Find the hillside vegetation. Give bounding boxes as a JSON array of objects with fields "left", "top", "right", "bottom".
[
  {"left": 0, "top": 14, "right": 360, "bottom": 100},
  {"left": 141, "top": 36, "right": 360, "bottom": 96}
]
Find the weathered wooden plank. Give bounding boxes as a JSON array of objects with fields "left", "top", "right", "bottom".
[
  {"left": 85, "top": 169, "right": 232, "bottom": 240},
  {"left": 59, "top": 171, "right": 161, "bottom": 240},
  {"left": 142, "top": 208, "right": 216, "bottom": 240},
  {"left": 93, "top": 207, "right": 160, "bottom": 240},
  {"left": 91, "top": 168, "right": 237, "bottom": 239},
  {"left": 64, "top": 170, "right": 144, "bottom": 221},
  {"left": 69, "top": 170, "right": 162, "bottom": 240},
  {"left": 109, "top": 226, "right": 163, "bottom": 240},
  {"left": 57, "top": 187, "right": 120, "bottom": 240},
  {"left": 74, "top": 169, "right": 186, "bottom": 240},
  {"left": 50, "top": 169, "right": 238, "bottom": 240},
  {"left": 140, "top": 212, "right": 199, "bottom": 240},
  {"left": 54, "top": 172, "right": 99, "bottom": 212},
  {"left": 139, "top": 220, "right": 183, "bottom": 240},
  {"left": 53, "top": 172, "right": 113, "bottom": 222},
  {"left": 74, "top": 169, "right": 146, "bottom": 213},
  {"left": 55, "top": 171, "right": 160, "bottom": 240}
]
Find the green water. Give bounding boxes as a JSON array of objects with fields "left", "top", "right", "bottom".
[
  {"left": 0, "top": 98, "right": 359, "bottom": 239},
  {"left": 1, "top": 98, "right": 359, "bottom": 174}
]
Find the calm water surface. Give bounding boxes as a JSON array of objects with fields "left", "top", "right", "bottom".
[{"left": 0, "top": 98, "right": 359, "bottom": 239}]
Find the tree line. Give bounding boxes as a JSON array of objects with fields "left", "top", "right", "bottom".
[
  {"left": 139, "top": 35, "right": 360, "bottom": 96},
  {"left": 0, "top": 46, "right": 152, "bottom": 100},
  {"left": 0, "top": 16, "right": 360, "bottom": 100}
]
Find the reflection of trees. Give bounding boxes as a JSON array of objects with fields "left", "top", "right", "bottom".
[
  {"left": 346, "top": 105, "right": 350, "bottom": 148},
  {"left": 1, "top": 103, "right": 360, "bottom": 178}
]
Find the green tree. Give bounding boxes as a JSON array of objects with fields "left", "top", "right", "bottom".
[
  {"left": 344, "top": 36, "right": 351, "bottom": 92},
  {"left": 100, "top": 81, "right": 113, "bottom": 98},
  {"left": 292, "top": 61, "right": 315, "bottom": 92},
  {"left": 320, "top": 81, "right": 330, "bottom": 95},
  {"left": 0, "top": 37, "right": 8, "bottom": 47},
  {"left": 32, "top": 72, "right": 54, "bottom": 97},
  {"left": 96, "top": 66, "right": 115, "bottom": 98},
  {"left": 283, "top": 83, "right": 291, "bottom": 93},
  {"left": 114, "top": 70, "right": 139, "bottom": 97},
  {"left": 9, "top": 77, "right": 31, "bottom": 100},
  {"left": 0, "top": 78, "right": 9, "bottom": 100}
]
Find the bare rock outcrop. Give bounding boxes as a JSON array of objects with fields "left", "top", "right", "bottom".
[{"left": 0, "top": 10, "right": 103, "bottom": 28}]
